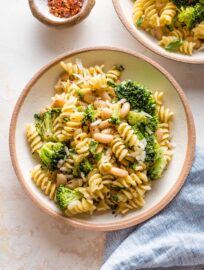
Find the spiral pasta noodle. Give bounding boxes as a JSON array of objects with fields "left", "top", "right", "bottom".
[
  {"left": 26, "top": 124, "right": 43, "bottom": 154},
  {"left": 159, "top": 2, "right": 177, "bottom": 26},
  {"left": 118, "top": 122, "right": 139, "bottom": 148},
  {"left": 111, "top": 135, "right": 129, "bottom": 162},
  {"left": 31, "top": 165, "right": 56, "bottom": 200}
]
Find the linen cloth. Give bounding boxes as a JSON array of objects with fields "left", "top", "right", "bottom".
[{"left": 101, "top": 147, "right": 204, "bottom": 270}]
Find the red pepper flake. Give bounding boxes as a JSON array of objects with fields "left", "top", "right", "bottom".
[{"left": 48, "top": 0, "right": 83, "bottom": 18}]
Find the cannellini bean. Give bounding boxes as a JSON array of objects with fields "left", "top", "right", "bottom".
[
  {"left": 101, "top": 108, "right": 112, "bottom": 119},
  {"left": 51, "top": 98, "right": 65, "bottom": 108},
  {"left": 94, "top": 99, "right": 107, "bottom": 109},
  {"left": 99, "top": 119, "right": 112, "bottom": 130},
  {"left": 120, "top": 102, "right": 130, "bottom": 118},
  {"left": 110, "top": 167, "right": 128, "bottom": 178},
  {"left": 93, "top": 133, "right": 113, "bottom": 144},
  {"left": 66, "top": 179, "right": 83, "bottom": 189},
  {"left": 56, "top": 174, "right": 67, "bottom": 186},
  {"left": 90, "top": 125, "right": 100, "bottom": 135},
  {"left": 101, "top": 128, "right": 114, "bottom": 134}
]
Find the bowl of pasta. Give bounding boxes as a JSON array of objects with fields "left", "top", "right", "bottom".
[
  {"left": 9, "top": 47, "right": 195, "bottom": 231},
  {"left": 113, "top": 0, "right": 204, "bottom": 64}
]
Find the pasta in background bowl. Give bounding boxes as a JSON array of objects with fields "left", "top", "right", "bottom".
[
  {"left": 10, "top": 47, "right": 195, "bottom": 231},
  {"left": 113, "top": 0, "right": 204, "bottom": 64}
]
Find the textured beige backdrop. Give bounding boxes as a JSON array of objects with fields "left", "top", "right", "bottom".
[{"left": 0, "top": 0, "right": 203, "bottom": 269}]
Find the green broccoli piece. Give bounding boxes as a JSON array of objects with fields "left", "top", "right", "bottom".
[
  {"left": 114, "top": 80, "right": 157, "bottom": 116},
  {"left": 130, "top": 114, "right": 159, "bottom": 140},
  {"left": 145, "top": 135, "right": 160, "bottom": 166},
  {"left": 89, "top": 140, "right": 98, "bottom": 155},
  {"left": 39, "top": 142, "right": 67, "bottom": 171},
  {"left": 132, "top": 125, "right": 145, "bottom": 140},
  {"left": 148, "top": 148, "right": 167, "bottom": 180},
  {"left": 56, "top": 185, "right": 83, "bottom": 210},
  {"left": 172, "top": 0, "right": 198, "bottom": 7},
  {"left": 109, "top": 103, "right": 121, "bottom": 125},
  {"left": 82, "top": 105, "right": 95, "bottom": 126},
  {"left": 146, "top": 115, "right": 159, "bottom": 133},
  {"left": 79, "top": 158, "right": 93, "bottom": 175},
  {"left": 34, "top": 108, "right": 61, "bottom": 141},
  {"left": 127, "top": 111, "right": 148, "bottom": 125},
  {"left": 178, "top": 3, "right": 204, "bottom": 29}
]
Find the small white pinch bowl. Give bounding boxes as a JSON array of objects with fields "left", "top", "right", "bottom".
[
  {"left": 9, "top": 47, "right": 195, "bottom": 231},
  {"left": 28, "top": 0, "right": 95, "bottom": 27},
  {"left": 113, "top": 0, "right": 204, "bottom": 64}
]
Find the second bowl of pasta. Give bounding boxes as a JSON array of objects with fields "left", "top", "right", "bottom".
[
  {"left": 10, "top": 47, "right": 195, "bottom": 231},
  {"left": 113, "top": 0, "right": 204, "bottom": 64}
]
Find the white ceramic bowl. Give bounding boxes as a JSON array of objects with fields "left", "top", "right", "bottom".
[
  {"left": 9, "top": 47, "right": 195, "bottom": 231},
  {"left": 113, "top": 0, "right": 204, "bottom": 64}
]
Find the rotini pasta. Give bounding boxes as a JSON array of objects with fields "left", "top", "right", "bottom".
[
  {"left": 26, "top": 124, "right": 43, "bottom": 154},
  {"left": 26, "top": 60, "right": 174, "bottom": 217},
  {"left": 31, "top": 164, "right": 56, "bottom": 200}
]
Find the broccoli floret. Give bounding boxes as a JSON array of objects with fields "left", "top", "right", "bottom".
[
  {"left": 115, "top": 80, "right": 157, "bottom": 116},
  {"left": 89, "top": 140, "right": 98, "bottom": 155},
  {"left": 145, "top": 135, "right": 160, "bottom": 165},
  {"left": 39, "top": 142, "right": 67, "bottom": 170},
  {"left": 89, "top": 140, "right": 102, "bottom": 161},
  {"left": 127, "top": 111, "right": 148, "bottom": 125},
  {"left": 79, "top": 158, "right": 93, "bottom": 175},
  {"left": 109, "top": 103, "right": 121, "bottom": 125},
  {"left": 178, "top": 3, "right": 204, "bottom": 28},
  {"left": 130, "top": 114, "right": 159, "bottom": 140},
  {"left": 82, "top": 105, "right": 95, "bottom": 126},
  {"left": 148, "top": 148, "right": 167, "bottom": 180},
  {"left": 72, "top": 163, "right": 80, "bottom": 177},
  {"left": 132, "top": 125, "right": 145, "bottom": 140},
  {"left": 146, "top": 115, "right": 159, "bottom": 133},
  {"left": 34, "top": 108, "right": 61, "bottom": 141},
  {"left": 56, "top": 185, "right": 83, "bottom": 210},
  {"left": 172, "top": 0, "right": 198, "bottom": 7}
]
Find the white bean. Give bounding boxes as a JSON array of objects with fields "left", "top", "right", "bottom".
[
  {"left": 101, "top": 128, "right": 114, "bottom": 134},
  {"left": 101, "top": 108, "right": 112, "bottom": 120},
  {"left": 94, "top": 99, "right": 107, "bottom": 109},
  {"left": 90, "top": 125, "right": 100, "bottom": 135},
  {"left": 56, "top": 174, "right": 67, "bottom": 186},
  {"left": 66, "top": 179, "right": 83, "bottom": 189},
  {"left": 99, "top": 119, "right": 112, "bottom": 130},
  {"left": 93, "top": 133, "right": 113, "bottom": 144},
  {"left": 120, "top": 102, "right": 130, "bottom": 118},
  {"left": 110, "top": 167, "right": 128, "bottom": 178}
]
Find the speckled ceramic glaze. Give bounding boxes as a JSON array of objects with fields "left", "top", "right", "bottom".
[
  {"left": 29, "top": 0, "right": 95, "bottom": 27},
  {"left": 113, "top": 0, "right": 204, "bottom": 64},
  {"left": 9, "top": 47, "right": 195, "bottom": 231}
]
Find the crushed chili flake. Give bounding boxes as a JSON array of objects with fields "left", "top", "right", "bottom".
[{"left": 48, "top": 0, "right": 83, "bottom": 18}]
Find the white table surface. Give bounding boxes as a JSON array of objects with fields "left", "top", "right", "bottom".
[{"left": 0, "top": 1, "right": 203, "bottom": 269}]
